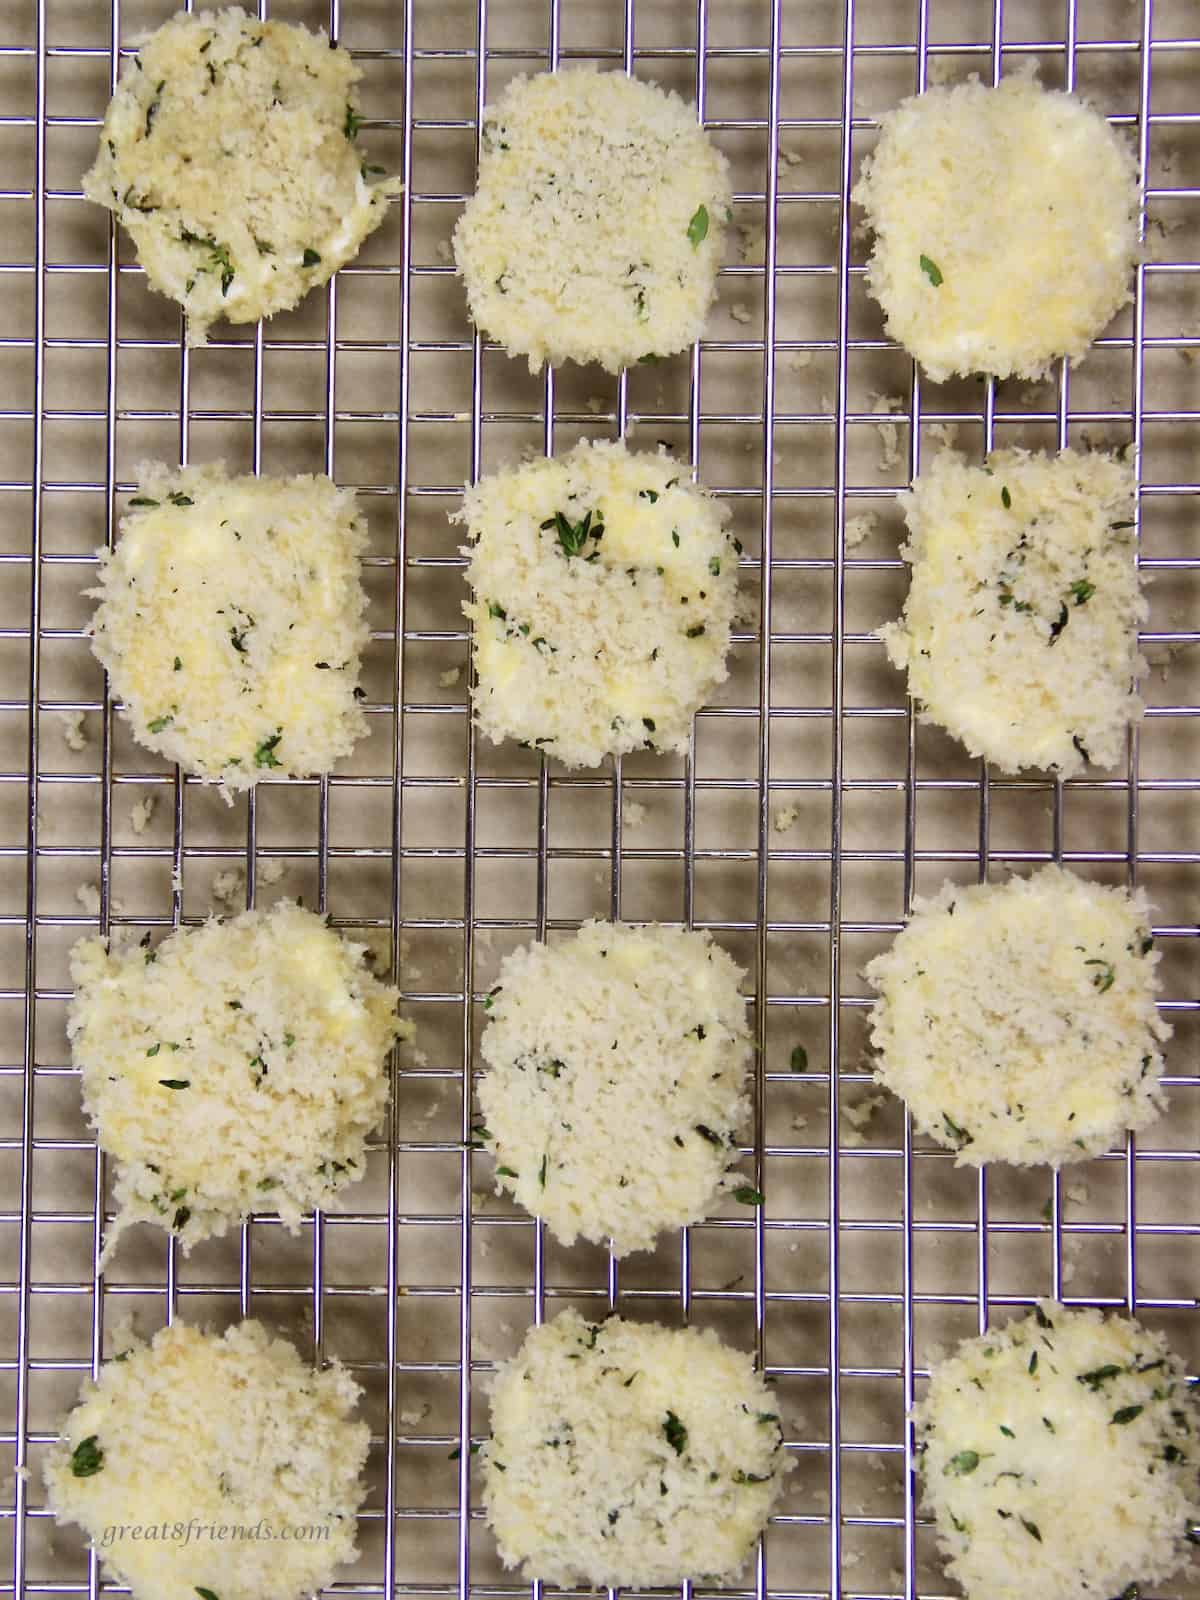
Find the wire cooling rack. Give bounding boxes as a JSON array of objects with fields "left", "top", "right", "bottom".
[{"left": 2, "top": 0, "right": 1198, "bottom": 1596}]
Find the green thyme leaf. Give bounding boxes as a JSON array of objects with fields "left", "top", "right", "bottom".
[
  {"left": 919, "top": 254, "right": 943, "bottom": 287},
  {"left": 158, "top": 1079, "right": 190, "bottom": 1090},
  {"left": 344, "top": 104, "right": 362, "bottom": 140},
  {"left": 663, "top": 1410, "right": 688, "bottom": 1455},
  {"left": 1077, "top": 1364, "right": 1123, "bottom": 1391},
  {"left": 495, "top": 1165, "right": 518, "bottom": 1178},
  {"left": 254, "top": 730, "right": 283, "bottom": 769},
  {"left": 1070, "top": 578, "right": 1096, "bottom": 606},
  {"left": 1020, "top": 1518, "right": 1042, "bottom": 1542},
  {"left": 687, "top": 205, "right": 709, "bottom": 246},
  {"left": 302, "top": 247, "right": 321, "bottom": 267},
  {"left": 790, "top": 1045, "right": 809, "bottom": 1072},
  {"left": 146, "top": 1043, "right": 161, "bottom": 1057},
  {"left": 733, "top": 1469, "right": 771, "bottom": 1483},
  {"left": 129, "top": 495, "right": 159, "bottom": 507},
  {"left": 945, "top": 1450, "right": 980, "bottom": 1476},
  {"left": 147, "top": 714, "right": 174, "bottom": 734},
  {"left": 1111, "top": 1405, "right": 1144, "bottom": 1425},
  {"left": 195, "top": 1588, "right": 220, "bottom": 1600},
  {"left": 1001, "top": 486, "right": 1012, "bottom": 509},
  {"left": 733, "top": 1186, "right": 763, "bottom": 1206},
  {"left": 685, "top": 624, "right": 706, "bottom": 639},
  {"left": 167, "top": 491, "right": 193, "bottom": 507},
  {"left": 70, "top": 1435, "right": 104, "bottom": 1477}
]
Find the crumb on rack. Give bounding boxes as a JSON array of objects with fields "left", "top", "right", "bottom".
[
  {"left": 60, "top": 711, "right": 89, "bottom": 752},
  {"left": 258, "top": 857, "right": 285, "bottom": 886},
  {"left": 211, "top": 866, "right": 246, "bottom": 906},
  {"left": 771, "top": 802, "right": 800, "bottom": 833},
  {"left": 129, "top": 795, "right": 156, "bottom": 836},
  {"left": 621, "top": 798, "right": 648, "bottom": 829},
  {"left": 728, "top": 301, "right": 753, "bottom": 325},
  {"left": 439, "top": 666, "right": 461, "bottom": 688},
  {"left": 844, "top": 512, "right": 877, "bottom": 549},
  {"left": 75, "top": 883, "right": 101, "bottom": 917}
]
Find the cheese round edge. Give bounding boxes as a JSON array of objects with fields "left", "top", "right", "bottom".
[
  {"left": 914, "top": 1302, "right": 1200, "bottom": 1600},
  {"left": 44, "top": 1318, "right": 369, "bottom": 1600},
  {"left": 477, "top": 920, "right": 753, "bottom": 1255},
  {"left": 482, "top": 1309, "right": 791, "bottom": 1587},
  {"left": 83, "top": 7, "right": 400, "bottom": 345},
  {"left": 459, "top": 439, "right": 740, "bottom": 768},
  {"left": 865, "top": 866, "right": 1170, "bottom": 1166},
  {"left": 68, "top": 899, "right": 406, "bottom": 1257},
  {"left": 879, "top": 447, "right": 1146, "bottom": 777},
  {"left": 88, "top": 460, "right": 371, "bottom": 790},
  {"left": 453, "top": 68, "right": 731, "bottom": 372},
  {"left": 852, "top": 73, "right": 1139, "bottom": 382}
]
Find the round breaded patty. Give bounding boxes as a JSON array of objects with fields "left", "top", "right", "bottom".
[
  {"left": 83, "top": 8, "right": 399, "bottom": 345},
  {"left": 482, "top": 1310, "right": 790, "bottom": 1587},
  {"left": 453, "top": 69, "right": 731, "bottom": 372},
  {"left": 880, "top": 448, "right": 1145, "bottom": 776},
  {"left": 914, "top": 1303, "right": 1200, "bottom": 1600},
  {"left": 458, "top": 440, "right": 740, "bottom": 768},
  {"left": 476, "top": 921, "right": 753, "bottom": 1255},
  {"left": 45, "top": 1319, "right": 368, "bottom": 1600},
  {"left": 853, "top": 74, "right": 1139, "bottom": 381},
  {"left": 68, "top": 900, "right": 405, "bottom": 1259},
  {"left": 865, "top": 867, "right": 1169, "bottom": 1166},
  {"left": 88, "top": 461, "right": 370, "bottom": 791}
]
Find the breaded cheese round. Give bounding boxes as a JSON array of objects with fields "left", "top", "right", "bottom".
[
  {"left": 83, "top": 7, "right": 399, "bottom": 346},
  {"left": 458, "top": 440, "right": 739, "bottom": 768},
  {"left": 865, "top": 867, "right": 1169, "bottom": 1167},
  {"left": 45, "top": 1319, "right": 369, "bottom": 1600},
  {"left": 477, "top": 921, "right": 753, "bottom": 1255},
  {"left": 879, "top": 448, "right": 1145, "bottom": 776},
  {"left": 88, "top": 461, "right": 370, "bottom": 791},
  {"left": 852, "top": 74, "right": 1139, "bottom": 381},
  {"left": 482, "top": 1310, "right": 789, "bottom": 1587},
  {"left": 453, "top": 69, "right": 731, "bottom": 372},
  {"left": 68, "top": 900, "right": 406, "bottom": 1259},
  {"left": 914, "top": 1302, "right": 1200, "bottom": 1600}
]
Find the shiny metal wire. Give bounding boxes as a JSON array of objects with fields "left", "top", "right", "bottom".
[{"left": 5, "top": 0, "right": 1199, "bottom": 1597}]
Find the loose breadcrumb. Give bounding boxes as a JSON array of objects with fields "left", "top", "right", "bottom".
[
  {"left": 771, "top": 802, "right": 800, "bottom": 833},
  {"left": 68, "top": 899, "right": 406, "bottom": 1258},
  {"left": 880, "top": 448, "right": 1145, "bottom": 775},
  {"left": 60, "top": 711, "right": 89, "bottom": 752},
  {"left": 844, "top": 513, "right": 877, "bottom": 549},
  {"left": 454, "top": 69, "right": 730, "bottom": 373},
  {"left": 865, "top": 866, "right": 1169, "bottom": 1166},
  {"left": 459, "top": 440, "right": 739, "bottom": 768},
  {"left": 853, "top": 73, "right": 1139, "bottom": 382},
  {"left": 211, "top": 866, "right": 246, "bottom": 905},
  {"left": 258, "top": 857, "right": 285, "bottom": 885},
  {"left": 621, "top": 798, "right": 648, "bottom": 829},
  {"left": 729, "top": 301, "right": 754, "bottom": 324},
  {"left": 915, "top": 1303, "right": 1199, "bottom": 1600},
  {"left": 128, "top": 795, "right": 156, "bottom": 836},
  {"left": 45, "top": 1319, "right": 368, "bottom": 1600},
  {"left": 483, "top": 1310, "right": 790, "bottom": 1587},
  {"left": 75, "top": 883, "right": 101, "bottom": 918},
  {"left": 87, "top": 462, "right": 370, "bottom": 793},
  {"left": 477, "top": 921, "right": 753, "bottom": 1255},
  {"left": 83, "top": 8, "right": 399, "bottom": 346},
  {"left": 438, "top": 666, "right": 461, "bottom": 689}
]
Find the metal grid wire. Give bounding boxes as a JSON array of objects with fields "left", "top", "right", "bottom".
[{"left": 2, "top": 0, "right": 1198, "bottom": 1595}]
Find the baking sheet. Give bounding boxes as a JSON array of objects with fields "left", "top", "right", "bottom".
[{"left": 1, "top": 0, "right": 1198, "bottom": 1595}]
